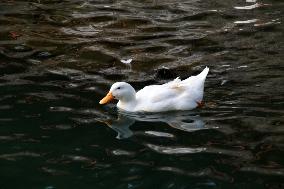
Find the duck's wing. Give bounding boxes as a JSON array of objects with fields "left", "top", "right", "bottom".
[
  {"left": 161, "top": 67, "right": 209, "bottom": 90},
  {"left": 136, "top": 80, "right": 186, "bottom": 104},
  {"left": 135, "top": 86, "right": 179, "bottom": 112}
]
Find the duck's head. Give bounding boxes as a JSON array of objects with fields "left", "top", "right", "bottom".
[{"left": 99, "top": 82, "right": 136, "bottom": 104}]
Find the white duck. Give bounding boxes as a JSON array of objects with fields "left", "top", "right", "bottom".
[{"left": 99, "top": 67, "right": 209, "bottom": 112}]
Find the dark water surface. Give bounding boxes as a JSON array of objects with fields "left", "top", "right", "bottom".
[{"left": 0, "top": 0, "right": 284, "bottom": 188}]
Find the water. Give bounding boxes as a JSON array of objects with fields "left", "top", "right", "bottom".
[{"left": 0, "top": 0, "right": 284, "bottom": 188}]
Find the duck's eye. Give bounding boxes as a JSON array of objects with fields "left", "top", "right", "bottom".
[{"left": 117, "top": 87, "right": 121, "bottom": 90}]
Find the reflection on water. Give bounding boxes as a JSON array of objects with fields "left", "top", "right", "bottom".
[
  {"left": 101, "top": 111, "right": 211, "bottom": 139},
  {"left": 0, "top": 0, "right": 284, "bottom": 188},
  {"left": 99, "top": 112, "right": 135, "bottom": 139}
]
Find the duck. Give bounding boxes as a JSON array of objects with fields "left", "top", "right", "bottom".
[{"left": 99, "top": 67, "right": 209, "bottom": 112}]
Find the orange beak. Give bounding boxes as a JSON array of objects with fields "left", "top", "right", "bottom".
[{"left": 99, "top": 91, "right": 114, "bottom": 104}]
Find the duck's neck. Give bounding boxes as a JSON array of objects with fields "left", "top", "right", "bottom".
[{"left": 117, "top": 92, "right": 137, "bottom": 111}]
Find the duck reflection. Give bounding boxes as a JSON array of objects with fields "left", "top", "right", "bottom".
[{"left": 100, "top": 110, "right": 208, "bottom": 139}]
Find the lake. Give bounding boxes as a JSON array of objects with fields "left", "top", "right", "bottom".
[{"left": 0, "top": 0, "right": 283, "bottom": 188}]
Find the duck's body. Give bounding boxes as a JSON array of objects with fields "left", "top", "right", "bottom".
[{"left": 100, "top": 67, "right": 209, "bottom": 112}]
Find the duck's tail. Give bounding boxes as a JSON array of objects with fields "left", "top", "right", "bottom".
[
  {"left": 182, "top": 67, "right": 209, "bottom": 85},
  {"left": 197, "top": 66, "right": 209, "bottom": 81},
  {"left": 180, "top": 67, "right": 209, "bottom": 102}
]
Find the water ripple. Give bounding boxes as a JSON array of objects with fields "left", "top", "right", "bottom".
[
  {"left": 146, "top": 144, "right": 206, "bottom": 154},
  {"left": 0, "top": 152, "right": 41, "bottom": 161}
]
